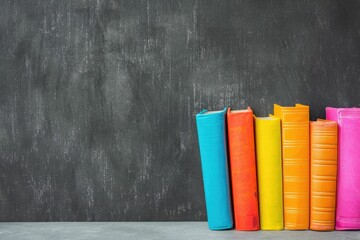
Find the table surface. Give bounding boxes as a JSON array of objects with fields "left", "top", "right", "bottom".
[{"left": 0, "top": 222, "right": 359, "bottom": 240}]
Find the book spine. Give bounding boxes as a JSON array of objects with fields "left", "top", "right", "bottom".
[
  {"left": 227, "top": 108, "right": 259, "bottom": 230},
  {"left": 255, "top": 116, "right": 283, "bottom": 230},
  {"left": 310, "top": 121, "right": 337, "bottom": 231},
  {"left": 196, "top": 108, "right": 233, "bottom": 230},
  {"left": 326, "top": 108, "right": 360, "bottom": 230},
  {"left": 274, "top": 105, "right": 310, "bottom": 230}
]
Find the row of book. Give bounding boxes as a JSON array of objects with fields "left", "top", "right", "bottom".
[{"left": 196, "top": 104, "right": 360, "bottom": 231}]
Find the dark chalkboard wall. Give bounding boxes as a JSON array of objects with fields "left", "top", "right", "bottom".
[{"left": 0, "top": 0, "right": 359, "bottom": 221}]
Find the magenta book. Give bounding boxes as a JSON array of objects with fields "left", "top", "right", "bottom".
[{"left": 326, "top": 107, "right": 360, "bottom": 230}]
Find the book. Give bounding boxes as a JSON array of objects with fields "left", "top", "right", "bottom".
[
  {"left": 196, "top": 108, "right": 233, "bottom": 230},
  {"left": 310, "top": 119, "right": 337, "bottom": 231},
  {"left": 227, "top": 107, "right": 259, "bottom": 231},
  {"left": 254, "top": 114, "right": 283, "bottom": 230},
  {"left": 274, "top": 104, "right": 310, "bottom": 230},
  {"left": 326, "top": 107, "right": 360, "bottom": 230}
]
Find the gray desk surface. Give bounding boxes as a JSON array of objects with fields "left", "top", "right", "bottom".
[{"left": 0, "top": 222, "right": 359, "bottom": 240}]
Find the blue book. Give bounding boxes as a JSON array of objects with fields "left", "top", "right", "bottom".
[{"left": 196, "top": 107, "right": 233, "bottom": 230}]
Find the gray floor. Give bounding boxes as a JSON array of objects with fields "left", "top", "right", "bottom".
[{"left": 0, "top": 222, "right": 359, "bottom": 240}]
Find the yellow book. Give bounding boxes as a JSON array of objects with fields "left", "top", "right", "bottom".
[{"left": 254, "top": 115, "right": 283, "bottom": 230}]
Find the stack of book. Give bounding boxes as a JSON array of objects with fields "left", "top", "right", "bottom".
[{"left": 196, "top": 104, "right": 360, "bottom": 231}]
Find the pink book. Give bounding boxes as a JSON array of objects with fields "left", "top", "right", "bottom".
[{"left": 326, "top": 107, "right": 360, "bottom": 230}]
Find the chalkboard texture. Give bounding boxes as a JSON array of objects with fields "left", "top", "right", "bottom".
[{"left": 0, "top": 0, "right": 359, "bottom": 221}]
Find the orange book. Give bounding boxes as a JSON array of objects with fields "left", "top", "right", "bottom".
[
  {"left": 310, "top": 119, "right": 337, "bottom": 231},
  {"left": 274, "top": 104, "right": 309, "bottom": 230},
  {"left": 227, "top": 107, "right": 259, "bottom": 231}
]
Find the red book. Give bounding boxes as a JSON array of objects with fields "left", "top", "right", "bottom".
[{"left": 227, "top": 107, "right": 259, "bottom": 230}]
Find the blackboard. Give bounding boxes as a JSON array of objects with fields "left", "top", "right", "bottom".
[{"left": 0, "top": 0, "right": 359, "bottom": 221}]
